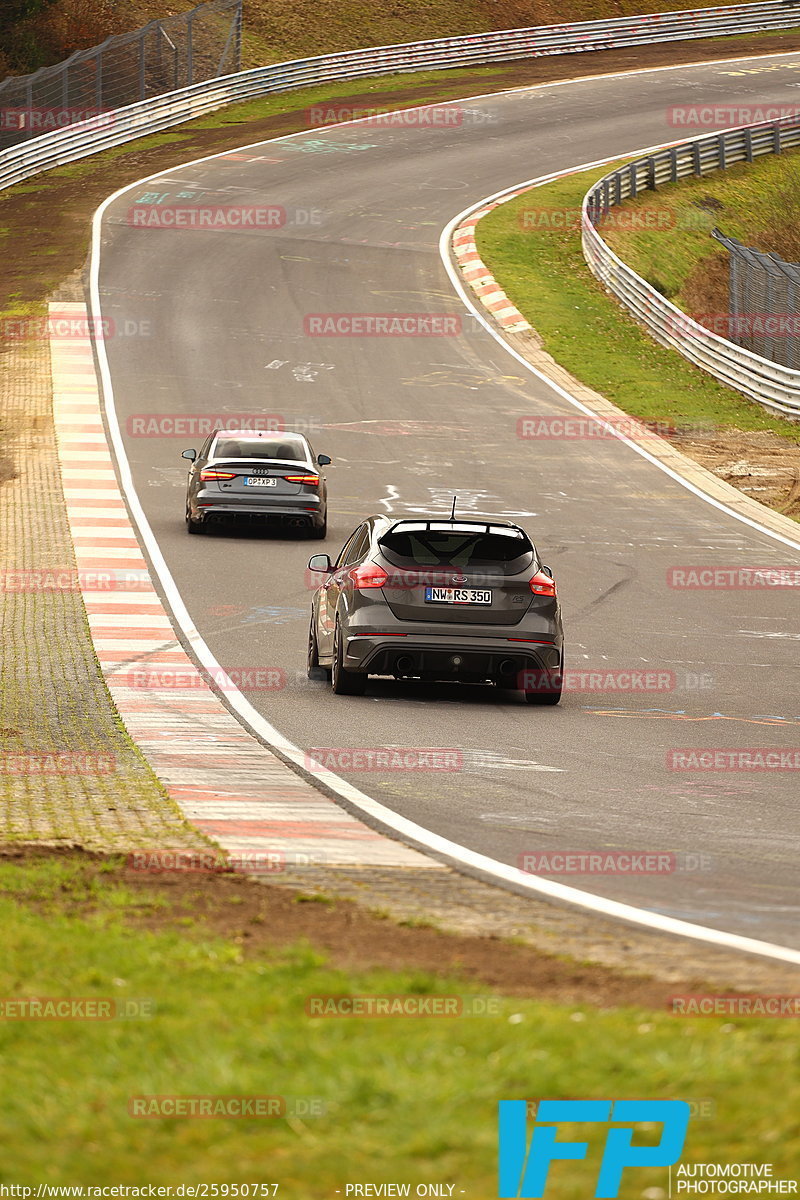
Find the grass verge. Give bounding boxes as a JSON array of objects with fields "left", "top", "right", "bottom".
[
  {"left": 475, "top": 164, "right": 800, "bottom": 443},
  {"left": 0, "top": 850, "right": 797, "bottom": 1187}
]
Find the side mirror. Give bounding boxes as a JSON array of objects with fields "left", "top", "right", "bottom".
[
  {"left": 308, "top": 554, "right": 332, "bottom": 573},
  {"left": 317, "top": 454, "right": 331, "bottom": 466},
  {"left": 540, "top": 564, "right": 553, "bottom": 578},
  {"left": 182, "top": 448, "right": 197, "bottom": 462}
]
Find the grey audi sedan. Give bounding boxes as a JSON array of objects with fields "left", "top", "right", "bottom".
[
  {"left": 306, "top": 514, "right": 564, "bottom": 703},
  {"left": 182, "top": 429, "right": 330, "bottom": 536}
]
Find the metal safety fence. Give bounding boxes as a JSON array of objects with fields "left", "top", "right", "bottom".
[
  {"left": 583, "top": 119, "right": 800, "bottom": 419},
  {"left": 0, "top": 0, "right": 242, "bottom": 151},
  {"left": 711, "top": 227, "right": 800, "bottom": 369}
]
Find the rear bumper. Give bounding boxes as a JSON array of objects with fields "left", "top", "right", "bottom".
[
  {"left": 192, "top": 492, "right": 324, "bottom": 527},
  {"left": 343, "top": 632, "right": 562, "bottom": 684}
]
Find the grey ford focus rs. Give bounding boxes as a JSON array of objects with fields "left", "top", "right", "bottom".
[{"left": 306, "top": 514, "right": 564, "bottom": 703}]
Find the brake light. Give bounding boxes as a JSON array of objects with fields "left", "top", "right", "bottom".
[
  {"left": 348, "top": 563, "right": 388, "bottom": 590},
  {"left": 200, "top": 468, "right": 237, "bottom": 481},
  {"left": 529, "top": 570, "right": 557, "bottom": 598},
  {"left": 284, "top": 474, "right": 320, "bottom": 485}
]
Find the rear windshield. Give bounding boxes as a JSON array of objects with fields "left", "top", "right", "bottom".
[
  {"left": 213, "top": 438, "right": 305, "bottom": 461},
  {"left": 379, "top": 527, "right": 534, "bottom": 569}
]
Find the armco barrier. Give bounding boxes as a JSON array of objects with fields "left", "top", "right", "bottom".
[
  {"left": 1, "top": 2, "right": 800, "bottom": 195},
  {"left": 582, "top": 120, "right": 800, "bottom": 419}
]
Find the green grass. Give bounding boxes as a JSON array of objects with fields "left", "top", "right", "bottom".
[
  {"left": 475, "top": 165, "right": 800, "bottom": 442},
  {"left": 0, "top": 854, "right": 798, "bottom": 1187}
]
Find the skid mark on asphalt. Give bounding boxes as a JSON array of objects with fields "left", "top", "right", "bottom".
[{"left": 585, "top": 708, "right": 800, "bottom": 725}]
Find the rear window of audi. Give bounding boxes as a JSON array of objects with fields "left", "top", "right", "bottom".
[
  {"left": 212, "top": 438, "right": 306, "bottom": 461},
  {"left": 378, "top": 523, "right": 534, "bottom": 570}
]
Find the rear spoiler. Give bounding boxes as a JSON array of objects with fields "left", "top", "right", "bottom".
[{"left": 383, "top": 520, "right": 528, "bottom": 537}]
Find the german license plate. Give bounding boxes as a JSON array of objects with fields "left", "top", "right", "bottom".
[
  {"left": 244, "top": 477, "right": 277, "bottom": 487},
  {"left": 425, "top": 587, "right": 492, "bottom": 605}
]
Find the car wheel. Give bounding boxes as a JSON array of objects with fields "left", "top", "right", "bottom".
[
  {"left": 309, "top": 515, "right": 327, "bottom": 540},
  {"left": 186, "top": 505, "right": 204, "bottom": 535},
  {"left": 331, "top": 621, "right": 366, "bottom": 696},
  {"left": 524, "top": 653, "right": 563, "bottom": 706},
  {"left": 307, "top": 615, "right": 331, "bottom": 681}
]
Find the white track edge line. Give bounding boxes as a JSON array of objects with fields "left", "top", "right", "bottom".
[{"left": 88, "top": 58, "right": 800, "bottom": 966}]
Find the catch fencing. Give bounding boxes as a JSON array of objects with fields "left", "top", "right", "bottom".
[
  {"left": 711, "top": 228, "right": 800, "bottom": 370},
  {"left": 0, "top": 0, "right": 242, "bottom": 151}
]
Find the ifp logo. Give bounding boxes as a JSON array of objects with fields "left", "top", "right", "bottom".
[{"left": 498, "top": 1099, "right": 690, "bottom": 1198}]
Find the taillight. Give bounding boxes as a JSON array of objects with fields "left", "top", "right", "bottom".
[
  {"left": 200, "top": 468, "right": 237, "bottom": 481},
  {"left": 529, "top": 570, "right": 557, "bottom": 598},
  {"left": 284, "top": 474, "right": 320, "bottom": 485},
  {"left": 348, "top": 563, "right": 388, "bottom": 590}
]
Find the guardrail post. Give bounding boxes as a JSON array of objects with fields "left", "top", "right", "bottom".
[
  {"left": 187, "top": 13, "right": 194, "bottom": 87},
  {"left": 138, "top": 29, "right": 146, "bottom": 100},
  {"left": 745, "top": 127, "right": 753, "bottom": 162},
  {"left": 669, "top": 146, "right": 678, "bottom": 183},
  {"left": 719, "top": 133, "right": 726, "bottom": 170},
  {"left": 774, "top": 122, "right": 782, "bottom": 154},
  {"left": 629, "top": 162, "right": 637, "bottom": 198},
  {"left": 234, "top": 0, "right": 243, "bottom": 72},
  {"left": 647, "top": 155, "right": 656, "bottom": 190},
  {"left": 692, "top": 141, "right": 701, "bottom": 176},
  {"left": 25, "top": 79, "right": 33, "bottom": 140}
]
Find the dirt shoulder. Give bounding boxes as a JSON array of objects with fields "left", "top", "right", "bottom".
[{"left": 3, "top": 845, "right": 790, "bottom": 1006}]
